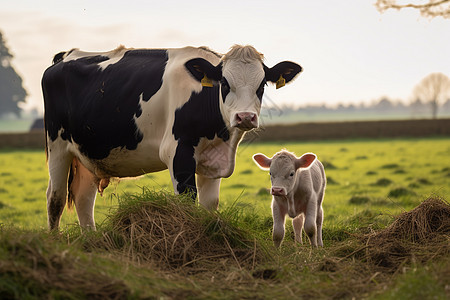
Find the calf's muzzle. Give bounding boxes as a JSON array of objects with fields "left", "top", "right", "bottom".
[{"left": 271, "top": 187, "right": 286, "bottom": 196}]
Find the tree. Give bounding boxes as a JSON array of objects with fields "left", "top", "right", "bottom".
[
  {"left": 412, "top": 73, "right": 450, "bottom": 119},
  {"left": 0, "top": 30, "right": 27, "bottom": 118},
  {"left": 375, "top": 0, "right": 450, "bottom": 18}
]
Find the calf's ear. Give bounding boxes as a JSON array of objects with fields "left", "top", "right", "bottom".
[
  {"left": 185, "top": 58, "right": 222, "bottom": 82},
  {"left": 295, "top": 153, "right": 316, "bottom": 170},
  {"left": 264, "top": 61, "right": 302, "bottom": 87},
  {"left": 253, "top": 153, "right": 272, "bottom": 170}
]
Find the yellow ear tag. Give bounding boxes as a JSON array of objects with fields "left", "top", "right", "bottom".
[
  {"left": 276, "top": 75, "right": 286, "bottom": 89},
  {"left": 201, "top": 74, "right": 213, "bottom": 87}
]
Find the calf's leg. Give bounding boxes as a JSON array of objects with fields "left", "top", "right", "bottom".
[
  {"left": 292, "top": 214, "right": 304, "bottom": 244},
  {"left": 272, "top": 200, "right": 287, "bottom": 248},
  {"left": 316, "top": 206, "right": 324, "bottom": 247},
  {"left": 304, "top": 202, "right": 318, "bottom": 247}
]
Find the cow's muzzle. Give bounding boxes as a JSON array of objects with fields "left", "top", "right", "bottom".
[{"left": 233, "top": 112, "right": 258, "bottom": 130}]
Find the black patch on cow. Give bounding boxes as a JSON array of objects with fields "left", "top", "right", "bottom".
[
  {"left": 52, "top": 52, "right": 66, "bottom": 64},
  {"left": 264, "top": 61, "right": 302, "bottom": 84},
  {"left": 220, "top": 77, "right": 230, "bottom": 103},
  {"left": 256, "top": 79, "right": 267, "bottom": 101},
  {"left": 42, "top": 49, "right": 168, "bottom": 160},
  {"left": 172, "top": 84, "right": 229, "bottom": 196}
]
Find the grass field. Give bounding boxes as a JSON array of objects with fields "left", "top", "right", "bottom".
[
  {"left": 0, "top": 137, "right": 449, "bottom": 299},
  {"left": 1, "top": 137, "right": 448, "bottom": 229}
]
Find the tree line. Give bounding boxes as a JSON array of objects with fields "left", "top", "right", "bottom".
[
  {"left": 0, "top": 31, "right": 27, "bottom": 118},
  {"left": 263, "top": 96, "right": 450, "bottom": 120}
]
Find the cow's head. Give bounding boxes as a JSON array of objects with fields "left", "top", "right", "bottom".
[{"left": 185, "top": 45, "right": 302, "bottom": 131}]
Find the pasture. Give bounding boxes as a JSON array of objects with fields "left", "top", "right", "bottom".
[
  {"left": 1, "top": 137, "right": 448, "bottom": 229},
  {"left": 0, "top": 137, "right": 449, "bottom": 299}
]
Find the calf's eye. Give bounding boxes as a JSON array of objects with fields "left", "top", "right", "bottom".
[{"left": 290, "top": 172, "right": 294, "bottom": 177}]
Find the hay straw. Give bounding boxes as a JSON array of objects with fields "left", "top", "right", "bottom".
[
  {"left": 363, "top": 196, "right": 450, "bottom": 273},
  {"left": 101, "top": 189, "right": 268, "bottom": 273}
]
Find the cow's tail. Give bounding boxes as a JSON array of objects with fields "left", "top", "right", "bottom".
[
  {"left": 44, "top": 119, "right": 48, "bottom": 162},
  {"left": 67, "top": 159, "right": 76, "bottom": 210}
]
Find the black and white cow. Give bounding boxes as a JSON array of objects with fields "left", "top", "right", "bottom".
[{"left": 42, "top": 45, "right": 302, "bottom": 230}]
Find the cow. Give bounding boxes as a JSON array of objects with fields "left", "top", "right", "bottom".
[
  {"left": 42, "top": 45, "right": 302, "bottom": 231},
  {"left": 252, "top": 150, "right": 326, "bottom": 248}
]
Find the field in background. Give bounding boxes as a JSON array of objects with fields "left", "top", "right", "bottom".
[{"left": 1, "top": 137, "right": 448, "bottom": 230}]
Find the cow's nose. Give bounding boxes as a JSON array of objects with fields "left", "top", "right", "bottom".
[
  {"left": 234, "top": 112, "right": 258, "bottom": 130},
  {"left": 271, "top": 187, "right": 285, "bottom": 196}
]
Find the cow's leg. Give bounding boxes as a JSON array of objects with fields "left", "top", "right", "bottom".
[
  {"left": 172, "top": 140, "right": 197, "bottom": 199},
  {"left": 70, "top": 158, "right": 98, "bottom": 230},
  {"left": 304, "top": 201, "right": 318, "bottom": 247},
  {"left": 292, "top": 213, "right": 304, "bottom": 244},
  {"left": 272, "top": 199, "right": 287, "bottom": 248},
  {"left": 197, "top": 174, "right": 221, "bottom": 210},
  {"left": 316, "top": 205, "right": 324, "bottom": 247},
  {"left": 46, "top": 141, "right": 73, "bottom": 230}
]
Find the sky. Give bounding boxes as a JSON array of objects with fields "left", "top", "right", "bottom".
[{"left": 0, "top": 0, "right": 449, "bottom": 114}]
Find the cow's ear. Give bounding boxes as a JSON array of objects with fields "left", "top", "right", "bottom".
[
  {"left": 253, "top": 153, "right": 272, "bottom": 170},
  {"left": 264, "top": 61, "right": 302, "bottom": 87},
  {"left": 295, "top": 153, "right": 316, "bottom": 170},
  {"left": 185, "top": 58, "right": 222, "bottom": 82}
]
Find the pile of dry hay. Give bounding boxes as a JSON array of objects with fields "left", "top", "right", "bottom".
[
  {"left": 363, "top": 196, "right": 450, "bottom": 272},
  {"left": 103, "top": 190, "right": 266, "bottom": 272}
]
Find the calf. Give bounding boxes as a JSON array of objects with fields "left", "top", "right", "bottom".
[{"left": 253, "top": 150, "right": 326, "bottom": 248}]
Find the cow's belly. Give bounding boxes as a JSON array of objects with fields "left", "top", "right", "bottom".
[{"left": 73, "top": 142, "right": 166, "bottom": 178}]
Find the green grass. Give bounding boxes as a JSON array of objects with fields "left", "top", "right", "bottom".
[
  {"left": 0, "top": 138, "right": 449, "bottom": 299},
  {"left": 1, "top": 137, "right": 449, "bottom": 230},
  {"left": 0, "top": 190, "right": 448, "bottom": 299}
]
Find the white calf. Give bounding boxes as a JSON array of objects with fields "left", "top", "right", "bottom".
[{"left": 253, "top": 150, "right": 326, "bottom": 248}]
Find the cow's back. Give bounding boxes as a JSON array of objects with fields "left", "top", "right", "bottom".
[{"left": 42, "top": 47, "right": 171, "bottom": 160}]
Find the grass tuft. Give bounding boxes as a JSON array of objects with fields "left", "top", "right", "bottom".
[
  {"left": 388, "top": 187, "right": 416, "bottom": 198},
  {"left": 349, "top": 195, "right": 370, "bottom": 205},
  {"left": 372, "top": 178, "right": 393, "bottom": 186},
  {"left": 381, "top": 163, "right": 400, "bottom": 169}
]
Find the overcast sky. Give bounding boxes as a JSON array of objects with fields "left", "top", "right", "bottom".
[{"left": 0, "top": 0, "right": 449, "bottom": 113}]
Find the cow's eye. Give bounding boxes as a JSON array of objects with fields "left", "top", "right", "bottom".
[
  {"left": 221, "top": 77, "right": 230, "bottom": 102},
  {"left": 256, "top": 79, "right": 267, "bottom": 101}
]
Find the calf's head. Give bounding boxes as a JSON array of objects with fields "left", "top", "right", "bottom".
[
  {"left": 253, "top": 150, "right": 316, "bottom": 197},
  {"left": 185, "top": 45, "right": 302, "bottom": 131}
]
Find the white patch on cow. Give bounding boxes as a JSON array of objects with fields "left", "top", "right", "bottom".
[
  {"left": 98, "top": 46, "right": 128, "bottom": 70},
  {"left": 63, "top": 45, "right": 128, "bottom": 71}
]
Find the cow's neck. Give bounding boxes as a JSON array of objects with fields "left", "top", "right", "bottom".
[{"left": 195, "top": 126, "right": 245, "bottom": 179}]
